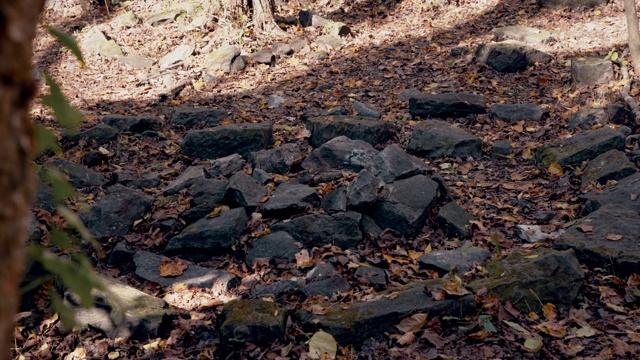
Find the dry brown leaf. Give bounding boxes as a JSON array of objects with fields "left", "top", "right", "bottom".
[
  {"left": 395, "top": 313, "right": 428, "bottom": 334},
  {"left": 604, "top": 302, "right": 627, "bottom": 314},
  {"left": 443, "top": 275, "right": 471, "bottom": 296},
  {"left": 159, "top": 257, "right": 188, "bottom": 277},
  {"left": 626, "top": 330, "right": 640, "bottom": 343},
  {"left": 628, "top": 273, "right": 640, "bottom": 287},
  {"left": 606, "top": 233, "right": 623, "bottom": 241},
  {"left": 630, "top": 193, "right": 638, "bottom": 201},
  {"left": 542, "top": 303, "right": 557, "bottom": 321},
  {"left": 309, "top": 304, "right": 329, "bottom": 315},
  {"left": 397, "top": 331, "right": 415, "bottom": 345},
  {"left": 576, "top": 224, "right": 593, "bottom": 233},
  {"left": 548, "top": 162, "right": 563, "bottom": 177},
  {"left": 421, "top": 329, "right": 447, "bottom": 349},
  {"left": 534, "top": 321, "right": 565, "bottom": 338},
  {"left": 468, "top": 329, "right": 491, "bottom": 339}
]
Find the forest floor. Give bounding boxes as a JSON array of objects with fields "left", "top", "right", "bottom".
[{"left": 16, "top": 0, "right": 640, "bottom": 358}]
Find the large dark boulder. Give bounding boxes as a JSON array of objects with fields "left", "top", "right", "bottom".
[{"left": 181, "top": 123, "right": 272, "bottom": 159}]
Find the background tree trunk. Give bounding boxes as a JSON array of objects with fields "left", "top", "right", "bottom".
[
  {"left": 252, "top": 0, "right": 277, "bottom": 31},
  {"left": 0, "top": 1, "right": 44, "bottom": 357},
  {"left": 624, "top": 0, "right": 640, "bottom": 73}
]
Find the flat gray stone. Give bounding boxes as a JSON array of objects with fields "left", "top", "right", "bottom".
[
  {"left": 245, "top": 231, "right": 301, "bottom": 266},
  {"left": 181, "top": 123, "right": 272, "bottom": 159},
  {"left": 571, "top": 57, "right": 613, "bottom": 86},
  {"left": 353, "top": 101, "right": 382, "bottom": 119},
  {"left": 295, "top": 280, "right": 475, "bottom": 345},
  {"left": 489, "top": 103, "right": 548, "bottom": 123},
  {"left": 81, "top": 28, "right": 123, "bottom": 58},
  {"left": 249, "top": 49, "right": 275, "bottom": 65},
  {"left": 249, "top": 143, "right": 301, "bottom": 174},
  {"left": 419, "top": 243, "right": 490, "bottom": 275},
  {"left": 434, "top": 201, "right": 475, "bottom": 238},
  {"left": 252, "top": 280, "right": 307, "bottom": 299},
  {"left": 63, "top": 124, "right": 117, "bottom": 146},
  {"left": 568, "top": 108, "right": 608, "bottom": 131},
  {"left": 302, "top": 136, "right": 379, "bottom": 173},
  {"left": 49, "top": 158, "right": 107, "bottom": 188},
  {"left": 581, "top": 149, "right": 637, "bottom": 187},
  {"left": 305, "top": 276, "right": 351, "bottom": 296},
  {"left": 133, "top": 250, "right": 239, "bottom": 292},
  {"left": 102, "top": 115, "right": 162, "bottom": 134},
  {"left": 220, "top": 300, "right": 287, "bottom": 345},
  {"left": 113, "top": 170, "right": 161, "bottom": 189},
  {"left": 409, "top": 92, "right": 486, "bottom": 119},
  {"left": 159, "top": 44, "right": 194, "bottom": 68},
  {"left": 163, "top": 165, "right": 206, "bottom": 195},
  {"left": 369, "top": 175, "right": 438, "bottom": 238},
  {"left": 80, "top": 185, "right": 153, "bottom": 237},
  {"left": 207, "top": 154, "right": 245, "bottom": 177},
  {"left": 581, "top": 172, "right": 640, "bottom": 214},
  {"left": 262, "top": 182, "right": 320, "bottom": 217},
  {"left": 322, "top": 186, "right": 348, "bottom": 213},
  {"left": 372, "top": 144, "right": 431, "bottom": 182},
  {"left": 470, "top": 248, "right": 584, "bottom": 312},
  {"left": 271, "top": 211, "right": 362, "bottom": 249},
  {"left": 347, "top": 169, "right": 383, "bottom": 209},
  {"left": 540, "top": 0, "right": 606, "bottom": 9},
  {"left": 475, "top": 40, "right": 552, "bottom": 73},
  {"left": 306, "top": 116, "right": 394, "bottom": 147},
  {"left": 188, "top": 177, "right": 228, "bottom": 207},
  {"left": 492, "top": 26, "right": 554, "bottom": 45},
  {"left": 227, "top": 171, "right": 267, "bottom": 209},
  {"left": 355, "top": 266, "right": 387, "bottom": 288},
  {"left": 170, "top": 107, "right": 228, "bottom": 129},
  {"left": 535, "top": 127, "right": 625, "bottom": 167},
  {"left": 407, "top": 120, "right": 482, "bottom": 159},
  {"left": 66, "top": 276, "right": 172, "bottom": 340},
  {"left": 555, "top": 204, "right": 640, "bottom": 276},
  {"left": 117, "top": 55, "right": 155, "bottom": 69},
  {"left": 203, "top": 45, "right": 243, "bottom": 74},
  {"left": 164, "top": 207, "right": 248, "bottom": 260}
]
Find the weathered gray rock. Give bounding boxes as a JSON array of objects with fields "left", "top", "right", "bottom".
[
  {"left": 163, "top": 165, "right": 206, "bottom": 195},
  {"left": 302, "top": 136, "right": 378, "bottom": 172},
  {"left": 347, "top": 169, "right": 383, "bottom": 209},
  {"left": 307, "top": 263, "right": 337, "bottom": 281},
  {"left": 606, "top": 104, "right": 636, "bottom": 128},
  {"left": 245, "top": 231, "right": 301, "bottom": 266},
  {"left": 66, "top": 276, "right": 172, "bottom": 340},
  {"left": 305, "top": 276, "right": 351, "bottom": 296},
  {"left": 470, "top": 248, "right": 584, "bottom": 312},
  {"left": 164, "top": 208, "right": 248, "bottom": 260},
  {"left": 80, "top": 150, "right": 108, "bottom": 168},
  {"left": 295, "top": 280, "right": 475, "bottom": 344},
  {"left": 272, "top": 42, "right": 293, "bottom": 56},
  {"left": 353, "top": 101, "right": 382, "bottom": 119},
  {"left": 322, "top": 186, "right": 348, "bottom": 213},
  {"left": 323, "top": 20, "right": 351, "bottom": 37},
  {"left": 169, "top": 107, "right": 228, "bottom": 129},
  {"left": 306, "top": 116, "right": 393, "bottom": 147},
  {"left": 492, "top": 26, "right": 554, "bottom": 45},
  {"left": 227, "top": 171, "right": 266, "bottom": 209},
  {"left": 249, "top": 143, "right": 301, "bottom": 174},
  {"left": 112, "top": 11, "right": 140, "bottom": 28},
  {"left": 409, "top": 92, "right": 486, "bottom": 119},
  {"left": 49, "top": 158, "right": 107, "bottom": 188},
  {"left": 489, "top": 103, "right": 548, "bottom": 123},
  {"left": 568, "top": 108, "right": 608, "bottom": 131},
  {"left": 181, "top": 123, "right": 272, "bottom": 159},
  {"left": 434, "top": 201, "right": 475, "bottom": 238},
  {"left": 249, "top": 49, "right": 275, "bottom": 65},
  {"left": 535, "top": 127, "right": 625, "bottom": 167},
  {"left": 220, "top": 300, "right": 287, "bottom": 345},
  {"left": 207, "top": 154, "right": 245, "bottom": 177},
  {"left": 102, "top": 115, "right": 162, "bottom": 134},
  {"left": 80, "top": 185, "right": 153, "bottom": 237},
  {"left": 81, "top": 28, "right": 123, "bottom": 58},
  {"left": 113, "top": 170, "right": 161, "bottom": 189},
  {"left": 267, "top": 94, "right": 285, "bottom": 109},
  {"left": 309, "top": 50, "right": 329, "bottom": 61},
  {"left": 555, "top": 205, "right": 640, "bottom": 276},
  {"left": 419, "top": 243, "right": 491, "bottom": 275},
  {"left": 581, "top": 149, "right": 637, "bottom": 187},
  {"left": 372, "top": 144, "right": 431, "bottom": 182},
  {"left": 571, "top": 57, "right": 613, "bottom": 86},
  {"left": 159, "top": 44, "right": 194, "bottom": 68},
  {"left": 134, "top": 250, "right": 239, "bottom": 292},
  {"left": 407, "top": 120, "right": 482, "bottom": 159},
  {"left": 188, "top": 178, "right": 228, "bottom": 207},
  {"left": 252, "top": 280, "right": 307, "bottom": 299},
  {"left": 355, "top": 266, "right": 387, "bottom": 288},
  {"left": 107, "top": 241, "right": 135, "bottom": 268},
  {"left": 581, "top": 172, "right": 640, "bottom": 214},
  {"left": 492, "top": 139, "right": 512, "bottom": 159},
  {"left": 316, "top": 34, "right": 344, "bottom": 48},
  {"left": 539, "top": 0, "right": 606, "bottom": 9},
  {"left": 145, "top": 8, "right": 183, "bottom": 26},
  {"left": 515, "top": 224, "right": 564, "bottom": 243},
  {"left": 252, "top": 168, "right": 272, "bottom": 184},
  {"left": 299, "top": 9, "right": 327, "bottom": 27},
  {"left": 271, "top": 212, "right": 362, "bottom": 248},
  {"left": 475, "top": 40, "right": 552, "bottom": 73},
  {"left": 262, "top": 182, "right": 320, "bottom": 217},
  {"left": 203, "top": 45, "right": 244, "bottom": 74},
  {"left": 64, "top": 124, "right": 117, "bottom": 146},
  {"left": 369, "top": 175, "right": 438, "bottom": 238}
]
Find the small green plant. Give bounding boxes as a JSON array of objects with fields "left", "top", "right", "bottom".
[{"left": 604, "top": 47, "right": 619, "bottom": 62}]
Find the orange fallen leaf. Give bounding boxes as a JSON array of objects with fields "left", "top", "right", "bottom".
[
  {"left": 534, "top": 321, "right": 565, "bottom": 338},
  {"left": 576, "top": 224, "right": 593, "bottom": 233},
  {"left": 548, "top": 162, "right": 563, "bottom": 177},
  {"left": 606, "top": 233, "right": 623, "bottom": 241},
  {"left": 159, "top": 257, "right": 188, "bottom": 277},
  {"left": 542, "top": 303, "right": 557, "bottom": 321},
  {"left": 468, "top": 329, "right": 491, "bottom": 339},
  {"left": 630, "top": 193, "right": 638, "bottom": 201}
]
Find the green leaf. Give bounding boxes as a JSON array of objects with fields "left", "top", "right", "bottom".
[
  {"left": 502, "top": 320, "right": 530, "bottom": 334},
  {"left": 41, "top": 73, "right": 83, "bottom": 134},
  {"left": 34, "top": 124, "right": 61, "bottom": 155},
  {"left": 56, "top": 205, "right": 99, "bottom": 250},
  {"left": 524, "top": 338, "right": 542, "bottom": 352},
  {"left": 45, "top": 25, "right": 85, "bottom": 66},
  {"left": 308, "top": 330, "right": 337, "bottom": 359},
  {"left": 41, "top": 165, "right": 76, "bottom": 202},
  {"left": 611, "top": 52, "right": 619, "bottom": 61},
  {"left": 480, "top": 315, "right": 497, "bottom": 333}
]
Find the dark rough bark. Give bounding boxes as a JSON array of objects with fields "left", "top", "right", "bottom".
[
  {"left": 624, "top": 0, "right": 640, "bottom": 73},
  {"left": 0, "top": 1, "right": 44, "bottom": 357}
]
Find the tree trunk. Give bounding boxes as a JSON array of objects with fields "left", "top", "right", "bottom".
[
  {"left": 624, "top": 0, "right": 640, "bottom": 73},
  {"left": 252, "top": 0, "right": 277, "bottom": 32},
  {"left": 0, "top": 1, "right": 44, "bottom": 357}
]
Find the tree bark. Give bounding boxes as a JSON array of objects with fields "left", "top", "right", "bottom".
[
  {"left": 252, "top": 0, "right": 277, "bottom": 32},
  {"left": 0, "top": 1, "right": 44, "bottom": 357},
  {"left": 624, "top": 0, "right": 640, "bottom": 73}
]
